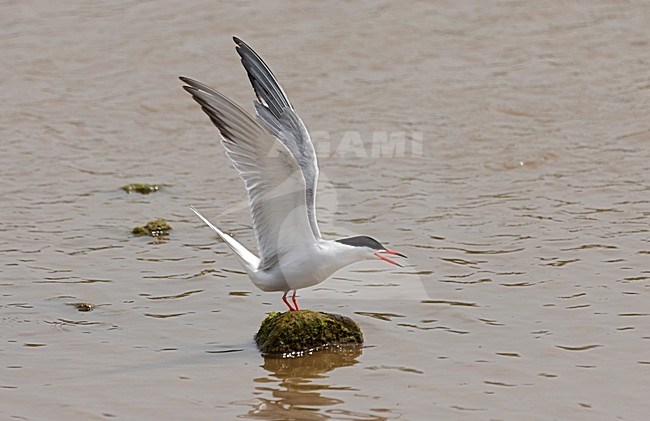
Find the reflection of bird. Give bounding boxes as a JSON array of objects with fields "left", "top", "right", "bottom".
[{"left": 181, "top": 37, "right": 406, "bottom": 311}]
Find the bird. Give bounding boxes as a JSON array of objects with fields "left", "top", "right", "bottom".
[{"left": 180, "top": 37, "right": 406, "bottom": 311}]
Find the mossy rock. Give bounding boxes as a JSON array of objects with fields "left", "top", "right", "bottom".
[
  {"left": 255, "top": 310, "right": 363, "bottom": 356},
  {"left": 132, "top": 219, "right": 172, "bottom": 237},
  {"left": 121, "top": 183, "right": 160, "bottom": 194},
  {"left": 67, "top": 302, "right": 95, "bottom": 312}
]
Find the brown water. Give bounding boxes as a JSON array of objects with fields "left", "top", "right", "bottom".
[{"left": 2, "top": 1, "right": 649, "bottom": 419}]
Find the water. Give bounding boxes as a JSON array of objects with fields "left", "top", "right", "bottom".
[{"left": 2, "top": 1, "right": 649, "bottom": 419}]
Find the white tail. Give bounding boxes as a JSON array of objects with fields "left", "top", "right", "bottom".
[{"left": 190, "top": 206, "right": 260, "bottom": 271}]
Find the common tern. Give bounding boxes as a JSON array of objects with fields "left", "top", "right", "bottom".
[{"left": 181, "top": 37, "right": 406, "bottom": 311}]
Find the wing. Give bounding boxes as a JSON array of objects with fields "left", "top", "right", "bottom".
[
  {"left": 233, "top": 37, "right": 322, "bottom": 239},
  {"left": 181, "top": 76, "right": 317, "bottom": 270}
]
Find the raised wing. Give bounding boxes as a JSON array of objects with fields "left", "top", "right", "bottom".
[
  {"left": 181, "top": 76, "right": 317, "bottom": 270},
  {"left": 233, "top": 37, "right": 322, "bottom": 239}
]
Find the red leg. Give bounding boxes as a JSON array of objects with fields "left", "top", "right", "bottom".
[
  {"left": 282, "top": 291, "right": 295, "bottom": 311},
  {"left": 291, "top": 290, "right": 299, "bottom": 311}
]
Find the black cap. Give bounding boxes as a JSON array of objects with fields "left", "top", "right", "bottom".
[{"left": 335, "top": 236, "right": 385, "bottom": 251}]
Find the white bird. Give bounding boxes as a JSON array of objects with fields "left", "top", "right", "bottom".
[{"left": 181, "top": 37, "right": 405, "bottom": 311}]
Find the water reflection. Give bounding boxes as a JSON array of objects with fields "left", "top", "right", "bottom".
[{"left": 244, "top": 348, "right": 364, "bottom": 420}]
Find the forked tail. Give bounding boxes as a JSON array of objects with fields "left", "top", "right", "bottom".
[{"left": 190, "top": 206, "right": 260, "bottom": 271}]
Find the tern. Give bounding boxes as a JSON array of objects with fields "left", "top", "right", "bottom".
[{"left": 181, "top": 37, "right": 406, "bottom": 311}]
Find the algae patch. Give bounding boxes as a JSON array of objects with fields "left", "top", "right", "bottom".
[
  {"left": 255, "top": 310, "right": 363, "bottom": 356},
  {"left": 132, "top": 219, "right": 172, "bottom": 237},
  {"left": 121, "top": 183, "right": 161, "bottom": 194}
]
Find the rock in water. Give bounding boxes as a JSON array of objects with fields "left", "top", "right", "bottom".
[
  {"left": 255, "top": 310, "right": 363, "bottom": 355},
  {"left": 121, "top": 183, "right": 161, "bottom": 194},
  {"left": 132, "top": 219, "right": 172, "bottom": 237}
]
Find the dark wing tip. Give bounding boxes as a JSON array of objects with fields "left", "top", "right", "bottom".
[
  {"left": 233, "top": 37, "right": 255, "bottom": 59},
  {"left": 233, "top": 36, "right": 250, "bottom": 50},
  {"left": 179, "top": 76, "right": 202, "bottom": 90},
  {"left": 182, "top": 85, "right": 196, "bottom": 95}
]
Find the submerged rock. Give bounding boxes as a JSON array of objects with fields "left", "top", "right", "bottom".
[
  {"left": 255, "top": 310, "right": 363, "bottom": 356},
  {"left": 132, "top": 219, "right": 172, "bottom": 237},
  {"left": 121, "top": 183, "right": 161, "bottom": 194}
]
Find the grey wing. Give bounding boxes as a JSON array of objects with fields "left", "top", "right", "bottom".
[
  {"left": 233, "top": 37, "right": 322, "bottom": 239},
  {"left": 181, "top": 77, "right": 317, "bottom": 269}
]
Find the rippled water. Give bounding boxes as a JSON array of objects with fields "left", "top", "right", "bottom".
[{"left": 2, "top": 1, "right": 649, "bottom": 419}]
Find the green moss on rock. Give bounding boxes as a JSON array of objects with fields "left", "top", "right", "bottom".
[
  {"left": 255, "top": 310, "right": 363, "bottom": 355},
  {"left": 121, "top": 183, "right": 160, "bottom": 194},
  {"left": 132, "top": 226, "right": 149, "bottom": 236},
  {"left": 132, "top": 219, "right": 172, "bottom": 237}
]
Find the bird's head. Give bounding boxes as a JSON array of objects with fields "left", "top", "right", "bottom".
[{"left": 335, "top": 236, "right": 407, "bottom": 267}]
